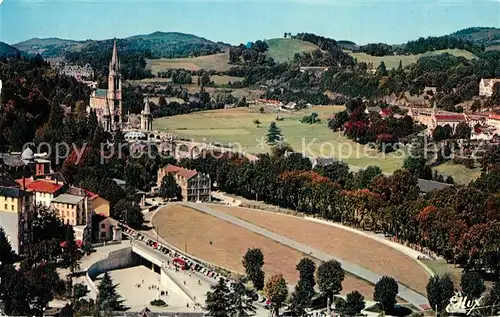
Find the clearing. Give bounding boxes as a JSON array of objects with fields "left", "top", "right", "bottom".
[
  {"left": 210, "top": 204, "right": 430, "bottom": 295},
  {"left": 264, "top": 38, "right": 321, "bottom": 63},
  {"left": 153, "top": 106, "right": 406, "bottom": 173},
  {"left": 347, "top": 49, "right": 476, "bottom": 69},
  {"left": 147, "top": 53, "right": 232, "bottom": 73},
  {"left": 432, "top": 161, "right": 481, "bottom": 185},
  {"left": 153, "top": 204, "right": 375, "bottom": 297}
]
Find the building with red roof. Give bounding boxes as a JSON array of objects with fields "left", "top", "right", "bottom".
[
  {"left": 15, "top": 178, "right": 66, "bottom": 207},
  {"left": 157, "top": 164, "right": 211, "bottom": 202}
]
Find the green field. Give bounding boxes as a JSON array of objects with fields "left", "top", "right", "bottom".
[
  {"left": 153, "top": 106, "right": 406, "bottom": 172},
  {"left": 264, "top": 38, "right": 321, "bottom": 63},
  {"left": 347, "top": 49, "right": 476, "bottom": 69},
  {"left": 147, "top": 52, "right": 232, "bottom": 73},
  {"left": 433, "top": 161, "right": 482, "bottom": 185}
]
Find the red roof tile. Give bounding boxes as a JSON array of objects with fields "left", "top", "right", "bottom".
[
  {"left": 84, "top": 189, "right": 99, "bottom": 200},
  {"left": 163, "top": 164, "right": 183, "bottom": 173},
  {"left": 163, "top": 164, "right": 198, "bottom": 179},
  {"left": 15, "top": 178, "right": 34, "bottom": 189},
  {"left": 489, "top": 114, "right": 500, "bottom": 120},
  {"left": 434, "top": 114, "right": 466, "bottom": 122},
  {"left": 16, "top": 179, "right": 63, "bottom": 194},
  {"left": 177, "top": 169, "right": 198, "bottom": 179}
]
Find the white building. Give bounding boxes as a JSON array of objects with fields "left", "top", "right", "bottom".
[{"left": 479, "top": 78, "right": 500, "bottom": 98}]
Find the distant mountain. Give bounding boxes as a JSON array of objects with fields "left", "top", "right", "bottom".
[
  {"left": 0, "top": 41, "right": 21, "bottom": 58},
  {"left": 449, "top": 27, "right": 500, "bottom": 49},
  {"left": 13, "top": 32, "right": 229, "bottom": 58},
  {"left": 13, "top": 37, "right": 87, "bottom": 56}
]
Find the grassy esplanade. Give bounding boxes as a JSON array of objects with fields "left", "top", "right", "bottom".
[{"left": 153, "top": 106, "right": 407, "bottom": 173}]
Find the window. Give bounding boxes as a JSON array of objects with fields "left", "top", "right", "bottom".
[
  {"left": 4, "top": 204, "right": 7, "bottom": 210},
  {"left": 101, "top": 223, "right": 105, "bottom": 229}
]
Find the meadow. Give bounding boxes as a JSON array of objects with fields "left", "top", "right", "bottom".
[
  {"left": 147, "top": 52, "right": 232, "bottom": 73},
  {"left": 347, "top": 49, "right": 476, "bottom": 69},
  {"left": 153, "top": 105, "right": 407, "bottom": 173}
]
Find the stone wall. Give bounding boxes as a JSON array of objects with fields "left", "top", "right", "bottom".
[{"left": 86, "top": 246, "right": 141, "bottom": 296}]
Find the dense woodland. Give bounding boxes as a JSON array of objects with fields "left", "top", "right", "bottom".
[{"left": 357, "top": 35, "right": 484, "bottom": 56}]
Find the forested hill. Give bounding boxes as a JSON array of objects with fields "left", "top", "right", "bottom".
[
  {"left": 450, "top": 27, "right": 500, "bottom": 48},
  {"left": 13, "top": 32, "right": 228, "bottom": 59},
  {"left": 0, "top": 42, "right": 21, "bottom": 58}
]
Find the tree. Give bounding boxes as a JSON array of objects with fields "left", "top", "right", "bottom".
[
  {"left": 201, "top": 72, "right": 211, "bottom": 86},
  {"left": 290, "top": 258, "right": 316, "bottom": 316},
  {"left": 111, "top": 199, "right": 144, "bottom": 229},
  {"left": 97, "top": 272, "right": 126, "bottom": 312},
  {"left": 267, "top": 121, "right": 283, "bottom": 145},
  {"left": 264, "top": 274, "right": 288, "bottom": 317},
  {"left": 60, "top": 224, "right": 82, "bottom": 289},
  {"left": 159, "top": 174, "right": 181, "bottom": 200},
  {"left": 373, "top": 276, "right": 398, "bottom": 313},
  {"left": 229, "top": 279, "right": 256, "bottom": 317},
  {"left": 433, "top": 124, "right": 453, "bottom": 142},
  {"left": 376, "top": 61, "right": 388, "bottom": 76},
  {"left": 259, "top": 107, "right": 265, "bottom": 114},
  {"left": 485, "top": 279, "right": 500, "bottom": 316},
  {"left": 32, "top": 205, "right": 66, "bottom": 243},
  {"left": 461, "top": 271, "right": 486, "bottom": 299},
  {"left": 341, "top": 291, "right": 365, "bottom": 316},
  {"left": 317, "top": 260, "right": 344, "bottom": 308},
  {"left": 454, "top": 122, "right": 472, "bottom": 139},
  {"left": 426, "top": 274, "right": 454, "bottom": 313},
  {"left": 490, "top": 82, "right": 500, "bottom": 106},
  {"left": 253, "top": 119, "right": 261, "bottom": 128},
  {"left": 74, "top": 298, "right": 98, "bottom": 317},
  {"left": 0, "top": 227, "right": 16, "bottom": 270},
  {"left": 296, "top": 257, "right": 316, "bottom": 291},
  {"left": 237, "top": 97, "right": 248, "bottom": 107},
  {"left": 205, "top": 278, "right": 232, "bottom": 317},
  {"left": 328, "top": 110, "right": 349, "bottom": 131},
  {"left": 74, "top": 283, "right": 90, "bottom": 300},
  {"left": 242, "top": 248, "right": 265, "bottom": 290}
]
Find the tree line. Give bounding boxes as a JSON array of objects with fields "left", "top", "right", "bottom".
[{"left": 180, "top": 148, "right": 500, "bottom": 279}]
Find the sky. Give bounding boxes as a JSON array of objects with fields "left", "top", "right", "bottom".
[{"left": 0, "top": 0, "right": 499, "bottom": 45}]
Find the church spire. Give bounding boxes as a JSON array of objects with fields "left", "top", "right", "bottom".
[{"left": 111, "top": 39, "right": 119, "bottom": 70}]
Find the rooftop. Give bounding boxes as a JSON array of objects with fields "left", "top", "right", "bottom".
[
  {"left": 417, "top": 179, "right": 453, "bottom": 193},
  {"left": 162, "top": 164, "right": 198, "bottom": 179},
  {"left": 52, "top": 193, "right": 84, "bottom": 205},
  {"left": 0, "top": 153, "right": 25, "bottom": 167},
  {"left": 434, "top": 113, "right": 466, "bottom": 122},
  {"left": 16, "top": 179, "right": 64, "bottom": 194}
]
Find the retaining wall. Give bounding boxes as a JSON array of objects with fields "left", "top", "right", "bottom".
[{"left": 85, "top": 246, "right": 141, "bottom": 298}]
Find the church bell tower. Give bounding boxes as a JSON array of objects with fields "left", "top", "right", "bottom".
[{"left": 107, "top": 39, "right": 122, "bottom": 130}]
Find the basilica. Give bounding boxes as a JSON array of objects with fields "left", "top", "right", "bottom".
[
  {"left": 89, "top": 40, "right": 123, "bottom": 132},
  {"left": 88, "top": 39, "right": 152, "bottom": 132}
]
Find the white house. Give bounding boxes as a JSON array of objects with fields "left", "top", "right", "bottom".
[{"left": 479, "top": 78, "right": 500, "bottom": 98}]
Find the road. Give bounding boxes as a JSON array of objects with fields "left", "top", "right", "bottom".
[{"left": 181, "top": 202, "right": 430, "bottom": 311}]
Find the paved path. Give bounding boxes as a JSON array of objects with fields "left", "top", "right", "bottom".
[
  {"left": 182, "top": 202, "right": 430, "bottom": 311},
  {"left": 128, "top": 230, "right": 270, "bottom": 317}
]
